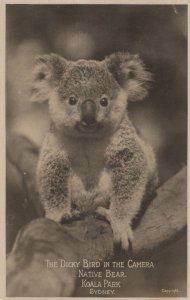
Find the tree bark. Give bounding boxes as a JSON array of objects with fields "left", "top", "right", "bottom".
[{"left": 6, "top": 135, "right": 187, "bottom": 296}]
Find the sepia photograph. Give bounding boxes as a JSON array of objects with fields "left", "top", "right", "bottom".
[{"left": 5, "top": 2, "right": 187, "bottom": 298}]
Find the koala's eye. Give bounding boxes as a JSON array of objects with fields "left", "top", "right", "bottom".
[
  {"left": 68, "top": 96, "right": 78, "bottom": 105},
  {"left": 100, "top": 96, "right": 109, "bottom": 107}
]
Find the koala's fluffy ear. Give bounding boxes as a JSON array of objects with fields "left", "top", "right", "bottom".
[
  {"left": 30, "top": 53, "right": 67, "bottom": 103},
  {"left": 105, "top": 52, "right": 152, "bottom": 101}
]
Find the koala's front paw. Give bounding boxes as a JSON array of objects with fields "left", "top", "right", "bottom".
[
  {"left": 61, "top": 211, "right": 73, "bottom": 222},
  {"left": 111, "top": 220, "right": 133, "bottom": 250},
  {"left": 95, "top": 206, "right": 111, "bottom": 222},
  {"left": 96, "top": 207, "right": 133, "bottom": 250},
  {"left": 46, "top": 208, "right": 81, "bottom": 224},
  {"left": 61, "top": 209, "right": 81, "bottom": 223},
  {"left": 46, "top": 209, "right": 66, "bottom": 223}
]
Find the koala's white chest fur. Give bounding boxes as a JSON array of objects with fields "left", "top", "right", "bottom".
[{"left": 63, "top": 136, "right": 112, "bottom": 212}]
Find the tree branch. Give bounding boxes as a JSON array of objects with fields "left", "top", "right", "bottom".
[{"left": 6, "top": 135, "right": 187, "bottom": 296}]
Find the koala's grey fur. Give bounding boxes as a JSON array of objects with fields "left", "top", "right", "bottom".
[{"left": 31, "top": 52, "right": 157, "bottom": 250}]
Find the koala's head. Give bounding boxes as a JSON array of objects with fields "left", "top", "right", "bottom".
[{"left": 30, "top": 52, "right": 151, "bottom": 138}]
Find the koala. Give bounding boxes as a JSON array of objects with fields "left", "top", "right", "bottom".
[{"left": 30, "top": 52, "right": 157, "bottom": 250}]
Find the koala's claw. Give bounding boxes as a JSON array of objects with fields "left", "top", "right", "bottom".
[
  {"left": 46, "top": 210, "right": 66, "bottom": 223},
  {"left": 96, "top": 207, "right": 133, "bottom": 250},
  {"left": 111, "top": 220, "right": 133, "bottom": 251},
  {"left": 61, "top": 211, "right": 73, "bottom": 221},
  {"left": 95, "top": 206, "right": 111, "bottom": 222},
  {"left": 46, "top": 209, "right": 81, "bottom": 224},
  {"left": 71, "top": 209, "right": 81, "bottom": 220},
  {"left": 61, "top": 209, "right": 81, "bottom": 223}
]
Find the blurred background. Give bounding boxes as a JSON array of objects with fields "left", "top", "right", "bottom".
[
  {"left": 6, "top": 4, "right": 187, "bottom": 181},
  {"left": 6, "top": 4, "right": 187, "bottom": 297}
]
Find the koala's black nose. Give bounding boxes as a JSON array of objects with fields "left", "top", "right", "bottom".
[{"left": 81, "top": 100, "right": 97, "bottom": 126}]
